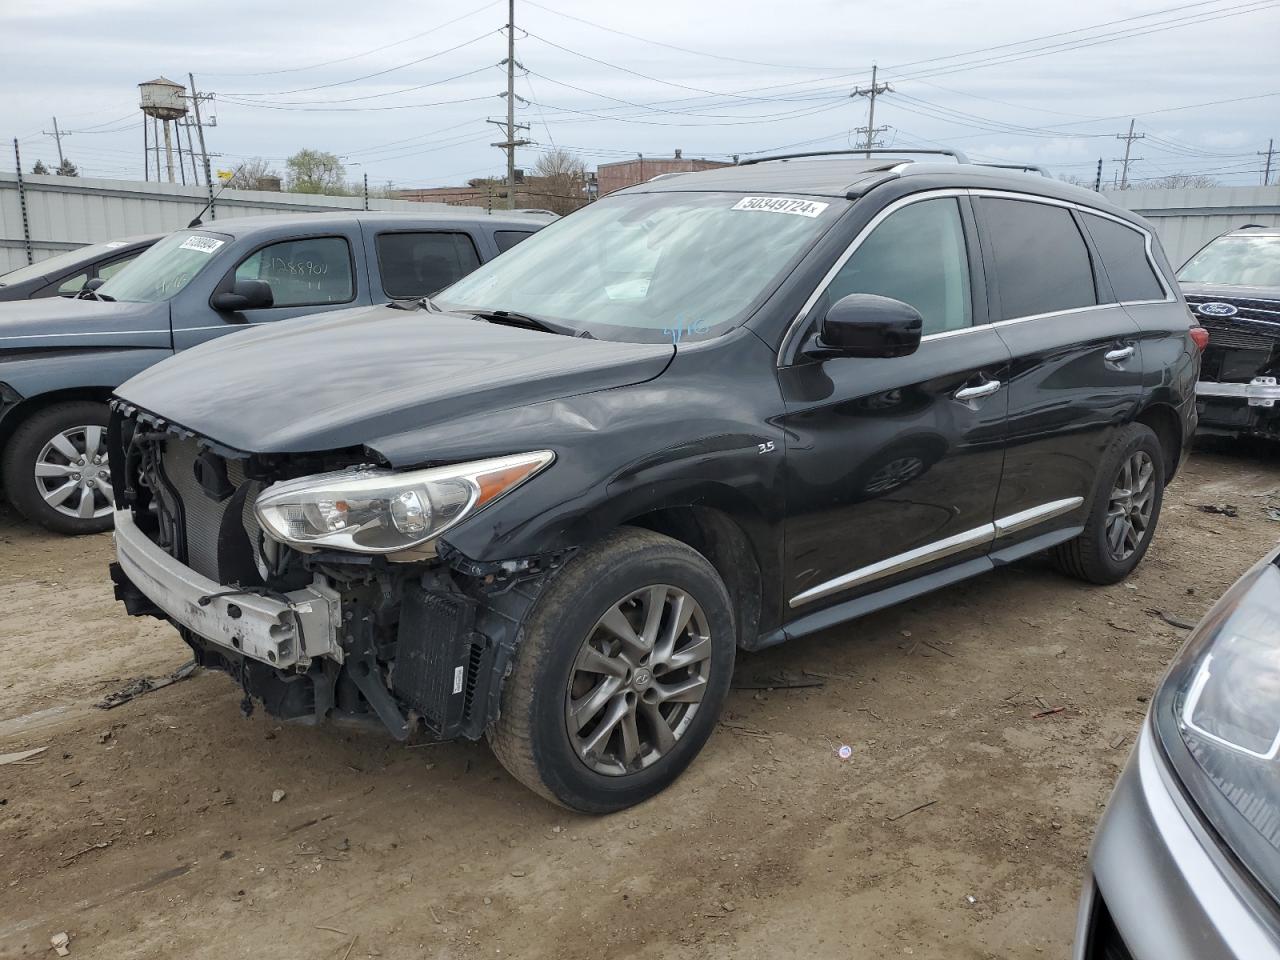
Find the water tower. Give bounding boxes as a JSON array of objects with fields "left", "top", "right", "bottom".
[{"left": 139, "top": 77, "right": 188, "bottom": 184}]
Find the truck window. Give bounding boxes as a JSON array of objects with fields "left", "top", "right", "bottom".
[
  {"left": 494, "top": 230, "right": 535, "bottom": 253},
  {"left": 981, "top": 198, "right": 1097, "bottom": 320},
  {"left": 376, "top": 232, "right": 481, "bottom": 300},
  {"left": 1081, "top": 214, "right": 1165, "bottom": 302},
  {"left": 235, "top": 236, "right": 354, "bottom": 308}
]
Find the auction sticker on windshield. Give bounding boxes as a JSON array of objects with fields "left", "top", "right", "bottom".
[
  {"left": 732, "top": 196, "right": 830, "bottom": 218},
  {"left": 179, "top": 236, "right": 225, "bottom": 254}
]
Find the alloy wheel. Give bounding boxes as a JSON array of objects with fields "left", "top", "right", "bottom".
[
  {"left": 33, "top": 425, "right": 113, "bottom": 521},
  {"left": 1105, "top": 450, "right": 1155, "bottom": 562},
  {"left": 565, "top": 585, "right": 713, "bottom": 776}
]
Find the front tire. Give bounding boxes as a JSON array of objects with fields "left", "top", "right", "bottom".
[
  {"left": 488, "top": 528, "right": 736, "bottom": 812},
  {"left": 2, "top": 401, "right": 114, "bottom": 535},
  {"left": 1052, "top": 423, "right": 1164, "bottom": 585}
]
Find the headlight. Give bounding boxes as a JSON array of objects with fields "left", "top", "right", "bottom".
[
  {"left": 1153, "top": 553, "right": 1280, "bottom": 904},
  {"left": 254, "top": 451, "right": 554, "bottom": 556}
]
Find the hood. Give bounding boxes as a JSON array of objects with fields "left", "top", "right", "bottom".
[
  {"left": 117, "top": 304, "right": 675, "bottom": 456},
  {"left": 0, "top": 297, "right": 170, "bottom": 351},
  {"left": 1181, "top": 282, "right": 1280, "bottom": 303}
]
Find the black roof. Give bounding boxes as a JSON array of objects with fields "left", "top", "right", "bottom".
[
  {"left": 196, "top": 209, "right": 555, "bottom": 237},
  {"left": 619, "top": 155, "right": 1137, "bottom": 220}
]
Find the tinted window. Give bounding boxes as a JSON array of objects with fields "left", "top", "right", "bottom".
[
  {"left": 494, "top": 230, "right": 534, "bottom": 253},
  {"left": 981, "top": 198, "right": 1096, "bottom": 320},
  {"left": 376, "top": 232, "right": 480, "bottom": 300},
  {"left": 824, "top": 198, "right": 972, "bottom": 336},
  {"left": 1081, "top": 214, "right": 1164, "bottom": 302},
  {"left": 235, "top": 236, "right": 353, "bottom": 308}
]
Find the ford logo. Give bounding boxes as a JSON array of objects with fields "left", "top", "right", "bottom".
[{"left": 1198, "top": 302, "right": 1238, "bottom": 317}]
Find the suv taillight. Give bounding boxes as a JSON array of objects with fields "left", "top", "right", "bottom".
[{"left": 1190, "top": 326, "right": 1209, "bottom": 351}]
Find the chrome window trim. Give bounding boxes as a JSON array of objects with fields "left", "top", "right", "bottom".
[
  {"left": 788, "top": 495, "right": 1084, "bottom": 608},
  {"left": 778, "top": 186, "right": 1176, "bottom": 364}
]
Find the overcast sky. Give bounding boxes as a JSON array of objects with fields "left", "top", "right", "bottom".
[{"left": 3, "top": 0, "right": 1278, "bottom": 189}]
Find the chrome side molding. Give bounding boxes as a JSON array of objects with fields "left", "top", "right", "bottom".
[{"left": 789, "top": 496, "right": 1085, "bottom": 608}]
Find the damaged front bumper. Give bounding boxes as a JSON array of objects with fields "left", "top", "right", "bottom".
[{"left": 111, "top": 509, "right": 342, "bottom": 669}]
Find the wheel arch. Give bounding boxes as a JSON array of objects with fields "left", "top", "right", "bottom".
[
  {"left": 623, "top": 504, "right": 765, "bottom": 651},
  {"left": 1134, "top": 401, "right": 1184, "bottom": 482},
  {"left": 0, "top": 386, "right": 115, "bottom": 455}
]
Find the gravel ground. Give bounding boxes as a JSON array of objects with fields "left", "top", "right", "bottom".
[{"left": 2, "top": 439, "right": 1278, "bottom": 960}]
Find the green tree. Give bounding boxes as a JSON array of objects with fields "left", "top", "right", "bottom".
[
  {"left": 31, "top": 159, "right": 49, "bottom": 175},
  {"left": 55, "top": 158, "right": 78, "bottom": 177},
  {"left": 285, "top": 149, "right": 346, "bottom": 194}
]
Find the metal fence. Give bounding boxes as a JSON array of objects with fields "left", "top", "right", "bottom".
[
  {"left": 0, "top": 171, "right": 453, "bottom": 273},
  {"left": 3, "top": 171, "right": 1278, "bottom": 277},
  {"left": 1101, "top": 184, "right": 1280, "bottom": 268}
]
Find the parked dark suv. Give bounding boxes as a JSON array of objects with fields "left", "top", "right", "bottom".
[
  {"left": 0, "top": 210, "right": 549, "bottom": 534},
  {"left": 1178, "top": 224, "right": 1280, "bottom": 438},
  {"left": 107, "top": 150, "right": 1202, "bottom": 812}
]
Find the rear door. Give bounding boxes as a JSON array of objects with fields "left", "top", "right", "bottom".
[
  {"left": 173, "top": 227, "right": 368, "bottom": 350},
  {"left": 976, "top": 193, "right": 1143, "bottom": 547},
  {"left": 779, "top": 192, "right": 1011, "bottom": 625}
]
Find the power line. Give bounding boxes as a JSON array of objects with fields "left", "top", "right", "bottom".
[{"left": 204, "top": 0, "right": 501, "bottom": 77}]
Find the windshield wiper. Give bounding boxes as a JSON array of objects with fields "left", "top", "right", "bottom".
[{"left": 471, "top": 309, "right": 578, "bottom": 337}]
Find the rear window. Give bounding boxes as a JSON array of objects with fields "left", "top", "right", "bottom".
[
  {"left": 376, "top": 232, "right": 481, "bottom": 300},
  {"left": 980, "top": 198, "right": 1097, "bottom": 320},
  {"left": 1082, "top": 213, "right": 1165, "bottom": 302},
  {"left": 494, "top": 230, "right": 535, "bottom": 253}
]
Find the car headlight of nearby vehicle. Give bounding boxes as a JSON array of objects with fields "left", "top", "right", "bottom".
[
  {"left": 1153, "top": 552, "right": 1280, "bottom": 904},
  {"left": 254, "top": 451, "right": 554, "bottom": 555}
]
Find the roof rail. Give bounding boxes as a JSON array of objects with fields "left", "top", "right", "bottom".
[
  {"left": 975, "top": 162, "right": 1052, "bottom": 177},
  {"left": 738, "top": 147, "right": 970, "bottom": 166}
]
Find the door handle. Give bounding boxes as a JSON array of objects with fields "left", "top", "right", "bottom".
[
  {"left": 1105, "top": 345, "right": 1136, "bottom": 363},
  {"left": 953, "top": 379, "right": 1002, "bottom": 402}
]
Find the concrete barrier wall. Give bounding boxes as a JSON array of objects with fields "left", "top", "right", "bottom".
[
  {"left": 0, "top": 172, "right": 455, "bottom": 273},
  {"left": 1101, "top": 184, "right": 1280, "bottom": 269}
]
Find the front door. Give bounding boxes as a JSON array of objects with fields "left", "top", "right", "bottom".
[
  {"left": 172, "top": 231, "right": 366, "bottom": 350},
  {"left": 973, "top": 195, "right": 1143, "bottom": 544},
  {"left": 779, "top": 193, "right": 1010, "bottom": 625}
]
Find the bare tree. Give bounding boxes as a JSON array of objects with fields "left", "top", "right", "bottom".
[
  {"left": 1143, "top": 173, "right": 1220, "bottom": 189},
  {"left": 227, "top": 157, "right": 281, "bottom": 190},
  {"left": 532, "top": 148, "right": 588, "bottom": 215}
]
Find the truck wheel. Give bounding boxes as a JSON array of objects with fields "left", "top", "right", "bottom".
[
  {"left": 488, "top": 528, "right": 735, "bottom": 812},
  {"left": 1052, "top": 423, "right": 1164, "bottom": 585},
  {"left": 2, "top": 401, "right": 114, "bottom": 535}
]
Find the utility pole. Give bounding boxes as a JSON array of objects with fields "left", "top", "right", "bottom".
[
  {"left": 42, "top": 117, "right": 68, "bottom": 169},
  {"left": 1260, "top": 138, "right": 1275, "bottom": 186},
  {"left": 188, "top": 73, "right": 213, "bottom": 187},
  {"left": 488, "top": 0, "right": 531, "bottom": 210},
  {"left": 851, "top": 64, "right": 892, "bottom": 158},
  {"left": 1115, "top": 119, "right": 1145, "bottom": 190},
  {"left": 1093, "top": 157, "right": 1103, "bottom": 192}
]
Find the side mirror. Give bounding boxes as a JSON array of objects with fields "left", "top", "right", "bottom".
[
  {"left": 810, "top": 293, "right": 923, "bottom": 359},
  {"left": 74, "top": 277, "right": 106, "bottom": 299},
  {"left": 211, "top": 279, "right": 274, "bottom": 313}
]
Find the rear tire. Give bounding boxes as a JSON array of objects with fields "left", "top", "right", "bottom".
[
  {"left": 488, "top": 527, "right": 735, "bottom": 812},
  {"left": 1052, "top": 423, "right": 1164, "bottom": 585},
  {"left": 2, "top": 401, "right": 114, "bottom": 536}
]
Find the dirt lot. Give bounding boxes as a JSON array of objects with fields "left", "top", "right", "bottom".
[{"left": 2, "top": 441, "right": 1278, "bottom": 960}]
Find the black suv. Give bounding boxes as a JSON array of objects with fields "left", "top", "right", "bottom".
[
  {"left": 107, "top": 150, "right": 1202, "bottom": 812},
  {"left": 1178, "top": 224, "right": 1280, "bottom": 438}
]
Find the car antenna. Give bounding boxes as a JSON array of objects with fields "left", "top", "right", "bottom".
[{"left": 187, "top": 163, "right": 245, "bottom": 228}]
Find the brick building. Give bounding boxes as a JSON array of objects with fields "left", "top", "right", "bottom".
[
  {"left": 393, "top": 175, "right": 586, "bottom": 214},
  {"left": 595, "top": 150, "right": 731, "bottom": 196}
]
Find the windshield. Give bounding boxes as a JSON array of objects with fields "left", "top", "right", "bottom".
[
  {"left": 1178, "top": 234, "right": 1280, "bottom": 288},
  {"left": 0, "top": 240, "right": 133, "bottom": 286},
  {"left": 435, "top": 192, "right": 846, "bottom": 343},
  {"left": 97, "top": 230, "right": 231, "bottom": 303}
]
